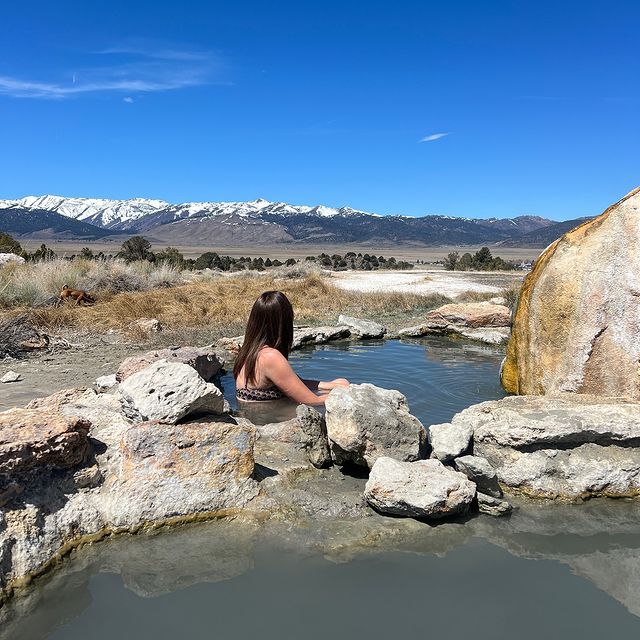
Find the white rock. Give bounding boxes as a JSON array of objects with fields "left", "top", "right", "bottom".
[
  {"left": 427, "top": 422, "right": 473, "bottom": 462},
  {"left": 450, "top": 394, "right": 640, "bottom": 499},
  {"left": 477, "top": 492, "right": 512, "bottom": 517},
  {"left": 0, "top": 253, "right": 25, "bottom": 266},
  {"left": 325, "top": 383, "right": 427, "bottom": 468},
  {"left": 129, "top": 317, "right": 163, "bottom": 333},
  {"left": 95, "top": 374, "right": 117, "bottom": 391},
  {"left": 365, "top": 457, "right": 476, "bottom": 518},
  {"left": 1, "top": 371, "right": 21, "bottom": 384},
  {"left": 337, "top": 315, "right": 386, "bottom": 339},
  {"left": 454, "top": 455, "right": 502, "bottom": 497},
  {"left": 118, "top": 360, "right": 224, "bottom": 424}
]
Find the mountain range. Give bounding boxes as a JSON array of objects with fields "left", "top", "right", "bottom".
[{"left": 0, "top": 195, "right": 585, "bottom": 248}]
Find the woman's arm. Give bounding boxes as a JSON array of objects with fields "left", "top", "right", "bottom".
[
  {"left": 261, "top": 350, "right": 327, "bottom": 405},
  {"left": 318, "top": 378, "right": 350, "bottom": 391}
]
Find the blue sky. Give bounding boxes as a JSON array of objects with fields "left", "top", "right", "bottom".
[{"left": 0, "top": 1, "right": 638, "bottom": 221}]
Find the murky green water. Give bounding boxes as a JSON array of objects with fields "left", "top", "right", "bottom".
[{"left": 3, "top": 338, "right": 640, "bottom": 639}]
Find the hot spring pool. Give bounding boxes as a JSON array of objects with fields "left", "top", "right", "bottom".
[
  {"left": 221, "top": 336, "right": 508, "bottom": 425},
  {"left": 3, "top": 338, "right": 640, "bottom": 640}
]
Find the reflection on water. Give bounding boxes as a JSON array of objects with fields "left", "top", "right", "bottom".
[
  {"left": 3, "top": 338, "right": 640, "bottom": 639},
  {"left": 4, "top": 502, "right": 640, "bottom": 640},
  {"left": 222, "top": 337, "right": 507, "bottom": 425}
]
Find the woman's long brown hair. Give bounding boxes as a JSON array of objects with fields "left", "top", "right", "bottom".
[{"left": 233, "top": 290, "right": 294, "bottom": 386}]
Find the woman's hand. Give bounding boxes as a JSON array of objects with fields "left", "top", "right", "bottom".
[{"left": 318, "top": 378, "right": 350, "bottom": 391}]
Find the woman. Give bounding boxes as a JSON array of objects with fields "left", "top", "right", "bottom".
[{"left": 234, "top": 291, "right": 349, "bottom": 406}]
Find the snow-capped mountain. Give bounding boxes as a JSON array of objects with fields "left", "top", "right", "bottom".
[
  {"left": 0, "top": 194, "right": 556, "bottom": 246},
  {"left": 2, "top": 195, "right": 169, "bottom": 228}
]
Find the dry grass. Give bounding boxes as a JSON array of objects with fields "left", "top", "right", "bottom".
[
  {"left": 0, "top": 258, "right": 183, "bottom": 308},
  {"left": 17, "top": 272, "right": 452, "bottom": 338}
]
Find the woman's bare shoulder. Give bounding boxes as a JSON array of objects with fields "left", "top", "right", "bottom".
[{"left": 258, "top": 346, "right": 287, "bottom": 363}]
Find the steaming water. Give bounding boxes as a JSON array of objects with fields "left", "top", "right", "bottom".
[{"left": 3, "top": 338, "right": 640, "bottom": 639}]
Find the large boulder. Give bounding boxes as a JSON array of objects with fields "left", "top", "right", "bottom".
[
  {"left": 0, "top": 408, "right": 91, "bottom": 475},
  {"left": 364, "top": 456, "right": 476, "bottom": 518},
  {"left": 118, "top": 360, "right": 224, "bottom": 423},
  {"left": 502, "top": 187, "right": 640, "bottom": 397},
  {"left": 116, "top": 346, "right": 223, "bottom": 382},
  {"left": 107, "top": 419, "right": 258, "bottom": 526},
  {"left": 337, "top": 315, "right": 386, "bottom": 339},
  {"left": 398, "top": 302, "right": 511, "bottom": 344},
  {"left": 324, "top": 383, "right": 427, "bottom": 468},
  {"left": 450, "top": 394, "right": 640, "bottom": 499},
  {"left": 426, "top": 301, "right": 512, "bottom": 328}
]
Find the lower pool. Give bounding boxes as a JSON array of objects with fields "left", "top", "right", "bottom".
[{"left": 3, "top": 338, "right": 640, "bottom": 639}]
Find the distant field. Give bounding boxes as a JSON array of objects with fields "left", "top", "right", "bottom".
[{"left": 23, "top": 239, "right": 542, "bottom": 263}]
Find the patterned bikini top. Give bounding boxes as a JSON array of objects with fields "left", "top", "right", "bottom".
[{"left": 236, "top": 384, "right": 285, "bottom": 402}]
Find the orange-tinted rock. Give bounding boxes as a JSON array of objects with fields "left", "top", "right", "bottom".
[
  {"left": 0, "top": 408, "right": 91, "bottom": 474},
  {"left": 502, "top": 187, "right": 640, "bottom": 397}
]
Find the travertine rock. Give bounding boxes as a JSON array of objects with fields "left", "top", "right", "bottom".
[
  {"left": 365, "top": 456, "right": 476, "bottom": 518},
  {"left": 502, "top": 187, "right": 640, "bottom": 397},
  {"left": 0, "top": 408, "right": 91, "bottom": 475},
  {"left": 116, "top": 346, "right": 223, "bottom": 382},
  {"left": 337, "top": 315, "right": 386, "bottom": 339},
  {"left": 325, "top": 383, "right": 427, "bottom": 468},
  {"left": 118, "top": 360, "right": 224, "bottom": 423}
]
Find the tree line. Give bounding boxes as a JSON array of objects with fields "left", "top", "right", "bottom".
[
  {"left": 0, "top": 233, "right": 414, "bottom": 272},
  {"left": 443, "top": 247, "right": 517, "bottom": 271}
]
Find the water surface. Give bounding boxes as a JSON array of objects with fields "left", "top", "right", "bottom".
[
  {"left": 3, "top": 338, "right": 640, "bottom": 639},
  {"left": 223, "top": 337, "right": 508, "bottom": 425}
]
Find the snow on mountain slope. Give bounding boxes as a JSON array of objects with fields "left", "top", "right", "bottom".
[{"left": 10, "top": 195, "right": 169, "bottom": 228}]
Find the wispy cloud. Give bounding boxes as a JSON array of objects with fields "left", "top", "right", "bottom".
[
  {"left": 0, "top": 45, "right": 224, "bottom": 99},
  {"left": 123, "top": 96, "right": 134, "bottom": 104},
  {"left": 420, "top": 132, "right": 449, "bottom": 142}
]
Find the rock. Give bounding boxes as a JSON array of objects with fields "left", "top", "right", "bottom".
[
  {"left": 296, "top": 405, "right": 331, "bottom": 468},
  {"left": 0, "top": 253, "right": 25, "bottom": 266},
  {"left": 1, "top": 371, "right": 21, "bottom": 383},
  {"left": 0, "top": 414, "right": 259, "bottom": 602},
  {"left": 129, "top": 317, "right": 163, "bottom": 333},
  {"left": 502, "top": 187, "right": 640, "bottom": 397},
  {"left": 477, "top": 492, "right": 512, "bottom": 517},
  {"left": 118, "top": 360, "right": 224, "bottom": 424},
  {"left": 116, "top": 346, "right": 223, "bottom": 382},
  {"left": 489, "top": 296, "right": 507, "bottom": 305},
  {"left": 0, "top": 408, "right": 91, "bottom": 475},
  {"left": 26, "top": 387, "right": 90, "bottom": 411},
  {"left": 469, "top": 395, "right": 640, "bottom": 449},
  {"left": 398, "top": 323, "right": 510, "bottom": 345},
  {"left": 452, "top": 394, "right": 640, "bottom": 499},
  {"left": 218, "top": 336, "right": 243, "bottom": 355},
  {"left": 480, "top": 444, "right": 640, "bottom": 500},
  {"left": 427, "top": 422, "right": 473, "bottom": 462},
  {"left": 454, "top": 455, "right": 502, "bottom": 497},
  {"left": 109, "top": 418, "right": 258, "bottom": 527},
  {"left": 292, "top": 325, "right": 351, "bottom": 349},
  {"left": 364, "top": 457, "right": 476, "bottom": 518},
  {"left": 324, "top": 383, "right": 427, "bottom": 468},
  {"left": 219, "top": 326, "right": 352, "bottom": 355},
  {"left": 95, "top": 373, "right": 117, "bottom": 391},
  {"left": 457, "top": 327, "right": 511, "bottom": 345},
  {"left": 337, "top": 315, "right": 386, "bottom": 339},
  {"left": 426, "top": 302, "right": 512, "bottom": 328}
]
